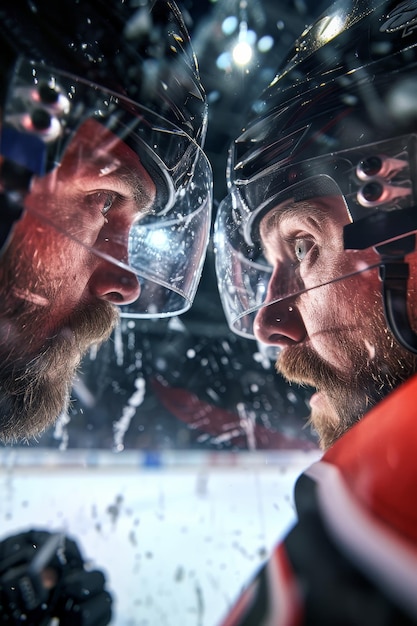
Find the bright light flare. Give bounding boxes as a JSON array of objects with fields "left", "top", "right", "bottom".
[
  {"left": 148, "top": 229, "right": 169, "bottom": 250},
  {"left": 232, "top": 40, "right": 253, "bottom": 66}
]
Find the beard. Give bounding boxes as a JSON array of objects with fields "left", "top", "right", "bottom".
[
  {"left": 0, "top": 225, "right": 119, "bottom": 444},
  {"left": 277, "top": 294, "right": 417, "bottom": 450}
]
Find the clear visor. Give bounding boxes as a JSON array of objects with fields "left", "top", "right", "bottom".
[
  {"left": 215, "top": 135, "right": 417, "bottom": 337},
  {"left": 1, "top": 60, "right": 212, "bottom": 317}
]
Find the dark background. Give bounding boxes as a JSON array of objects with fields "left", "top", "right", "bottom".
[{"left": 29, "top": 0, "right": 331, "bottom": 452}]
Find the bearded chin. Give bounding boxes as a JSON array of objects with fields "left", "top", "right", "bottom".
[
  {"left": 0, "top": 217, "right": 120, "bottom": 443},
  {"left": 0, "top": 299, "right": 118, "bottom": 443},
  {"left": 0, "top": 381, "right": 71, "bottom": 444},
  {"left": 0, "top": 347, "right": 73, "bottom": 443},
  {"left": 276, "top": 329, "right": 417, "bottom": 449},
  {"left": 277, "top": 344, "right": 370, "bottom": 445}
]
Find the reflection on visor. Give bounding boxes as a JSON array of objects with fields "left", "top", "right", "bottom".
[
  {"left": 0, "top": 60, "right": 212, "bottom": 318},
  {"left": 215, "top": 135, "right": 417, "bottom": 337},
  {"left": 215, "top": 177, "right": 354, "bottom": 337}
]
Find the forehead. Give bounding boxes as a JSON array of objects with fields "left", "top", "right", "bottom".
[
  {"left": 259, "top": 194, "right": 350, "bottom": 242},
  {"left": 63, "top": 118, "right": 142, "bottom": 167},
  {"left": 58, "top": 117, "right": 156, "bottom": 199}
]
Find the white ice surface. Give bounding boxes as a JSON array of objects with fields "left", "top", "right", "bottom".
[{"left": 0, "top": 449, "right": 320, "bottom": 626}]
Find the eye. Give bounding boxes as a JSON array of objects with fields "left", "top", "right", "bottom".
[
  {"left": 100, "top": 192, "right": 115, "bottom": 216},
  {"left": 98, "top": 191, "right": 116, "bottom": 216},
  {"left": 86, "top": 191, "right": 119, "bottom": 217},
  {"left": 294, "top": 237, "right": 312, "bottom": 262}
]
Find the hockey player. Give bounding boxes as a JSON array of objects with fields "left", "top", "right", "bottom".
[
  {"left": 0, "top": 0, "right": 212, "bottom": 443},
  {"left": 0, "top": 1, "right": 211, "bottom": 623},
  {"left": 215, "top": 0, "right": 417, "bottom": 622}
]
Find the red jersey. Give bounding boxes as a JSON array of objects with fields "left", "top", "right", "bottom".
[{"left": 219, "top": 374, "right": 417, "bottom": 625}]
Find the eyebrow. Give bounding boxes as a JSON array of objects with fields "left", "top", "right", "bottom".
[
  {"left": 100, "top": 163, "right": 156, "bottom": 214},
  {"left": 260, "top": 199, "right": 327, "bottom": 241}
]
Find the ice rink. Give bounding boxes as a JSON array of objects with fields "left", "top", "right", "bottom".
[{"left": 0, "top": 448, "right": 320, "bottom": 626}]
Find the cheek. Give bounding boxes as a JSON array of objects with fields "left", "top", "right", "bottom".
[
  {"left": 300, "top": 275, "right": 381, "bottom": 370},
  {"left": 301, "top": 285, "right": 344, "bottom": 339},
  {"left": 44, "top": 238, "right": 95, "bottom": 294},
  {"left": 16, "top": 217, "right": 95, "bottom": 294}
]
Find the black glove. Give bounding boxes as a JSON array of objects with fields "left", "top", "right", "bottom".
[{"left": 0, "top": 529, "right": 112, "bottom": 625}]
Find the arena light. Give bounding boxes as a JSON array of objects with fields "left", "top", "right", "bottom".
[
  {"left": 232, "top": 39, "right": 253, "bottom": 66},
  {"left": 232, "top": 19, "right": 256, "bottom": 67}
]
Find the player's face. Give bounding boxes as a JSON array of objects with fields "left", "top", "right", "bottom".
[
  {"left": 0, "top": 118, "right": 156, "bottom": 442},
  {"left": 254, "top": 196, "right": 417, "bottom": 449}
]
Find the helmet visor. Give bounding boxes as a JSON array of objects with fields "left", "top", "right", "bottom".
[
  {"left": 1, "top": 59, "right": 212, "bottom": 317},
  {"left": 215, "top": 135, "right": 417, "bottom": 337},
  {"left": 215, "top": 176, "right": 354, "bottom": 337}
]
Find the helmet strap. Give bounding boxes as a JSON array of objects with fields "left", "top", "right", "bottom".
[{"left": 377, "top": 236, "right": 417, "bottom": 354}]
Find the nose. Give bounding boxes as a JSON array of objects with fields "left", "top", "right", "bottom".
[
  {"left": 88, "top": 262, "right": 141, "bottom": 305},
  {"left": 254, "top": 299, "right": 306, "bottom": 345},
  {"left": 253, "top": 263, "right": 306, "bottom": 346},
  {"left": 88, "top": 217, "right": 141, "bottom": 305}
]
